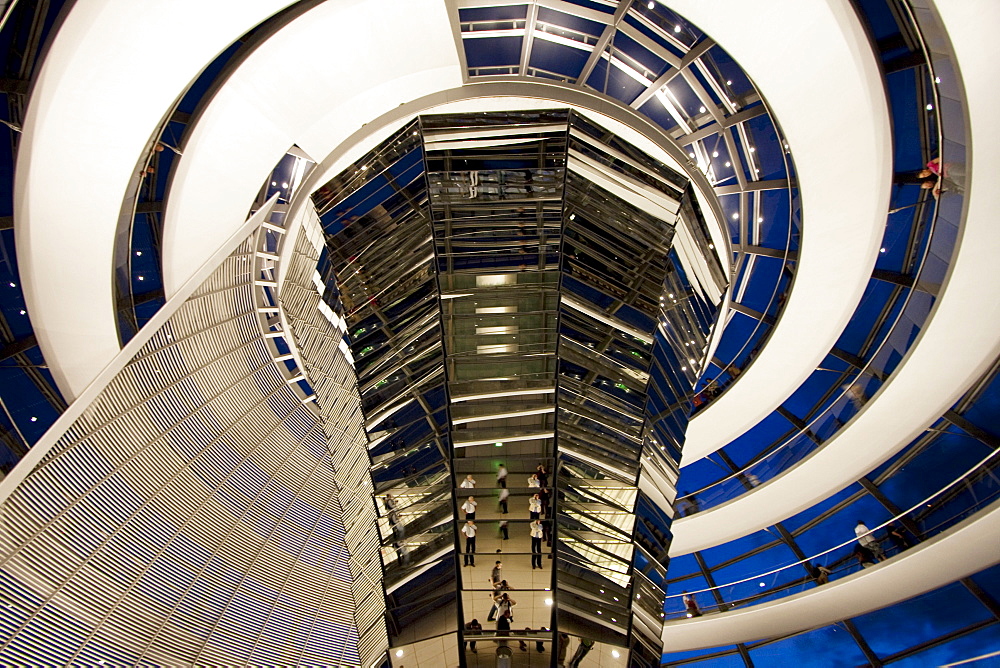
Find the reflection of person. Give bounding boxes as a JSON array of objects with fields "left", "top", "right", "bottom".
[
  {"left": 536, "top": 463, "right": 548, "bottom": 487},
  {"left": 461, "top": 496, "right": 477, "bottom": 520},
  {"left": 464, "top": 618, "right": 482, "bottom": 653},
  {"left": 530, "top": 520, "right": 544, "bottom": 569},
  {"left": 498, "top": 488, "right": 509, "bottom": 514},
  {"left": 528, "top": 473, "right": 541, "bottom": 488},
  {"left": 568, "top": 638, "right": 595, "bottom": 667},
  {"left": 499, "top": 520, "right": 509, "bottom": 540},
  {"left": 496, "top": 611, "right": 511, "bottom": 646},
  {"left": 529, "top": 494, "right": 542, "bottom": 520},
  {"left": 490, "top": 561, "right": 503, "bottom": 586},
  {"left": 558, "top": 632, "right": 569, "bottom": 666},
  {"left": 497, "top": 464, "right": 508, "bottom": 488},
  {"left": 682, "top": 591, "right": 701, "bottom": 617},
  {"left": 536, "top": 626, "right": 548, "bottom": 653},
  {"left": 462, "top": 521, "right": 477, "bottom": 566},
  {"left": 461, "top": 474, "right": 476, "bottom": 489}
]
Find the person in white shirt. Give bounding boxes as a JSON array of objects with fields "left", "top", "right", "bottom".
[
  {"left": 530, "top": 519, "right": 544, "bottom": 569},
  {"left": 529, "top": 494, "right": 542, "bottom": 519},
  {"left": 461, "top": 474, "right": 476, "bottom": 489},
  {"left": 462, "top": 520, "right": 477, "bottom": 566},
  {"left": 855, "top": 520, "right": 884, "bottom": 561},
  {"left": 527, "top": 474, "right": 540, "bottom": 488},
  {"left": 498, "top": 488, "right": 510, "bottom": 514},
  {"left": 461, "top": 496, "right": 477, "bottom": 520},
  {"left": 496, "top": 464, "right": 508, "bottom": 488}
]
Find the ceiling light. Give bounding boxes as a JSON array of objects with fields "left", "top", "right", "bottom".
[
  {"left": 7, "top": 282, "right": 14, "bottom": 287},
  {"left": 281, "top": 182, "right": 289, "bottom": 188},
  {"left": 612, "top": 650, "right": 621, "bottom": 658},
  {"left": 648, "top": 1, "right": 654, "bottom": 7},
  {"left": 926, "top": 103, "right": 934, "bottom": 111},
  {"left": 880, "top": 247, "right": 886, "bottom": 253},
  {"left": 395, "top": 650, "right": 404, "bottom": 657},
  {"left": 674, "top": 25, "right": 682, "bottom": 33},
  {"left": 758, "top": 216, "right": 764, "bottom": 223},
  {"left": 748, "top": 147, "right": 755, "bottom": 152},
  {"left": 712, "top": 151, "right": 719, "bottom": 157},
  {"left": 731, "top": 213, "right": 739, "bottom": 220},
  {"left": 726, "top": 79, "right": 733, "bottom": 85},
  {"left": 699, "top": 106, "right": 706, "bottom": 113},
  {"left": 724, "top": 161, "right": 731, "bottom": 167},
  {"left": 136, "top": 251, "right": 142, "bottom": 256},
  {"left": 688, "top": 152, "right": 695, "bottom": 159},
  {"left": 545, "top": 598, "right": 553, "bottom": 605},
  {"left": 18, "top": 309, "right": 25, "bottom": 315},
  {"left": 30, "top": 417, "right": 37, "bottom": 422},
  {"left": 137, "top": 276, "right": 144, "bottom": 281}
]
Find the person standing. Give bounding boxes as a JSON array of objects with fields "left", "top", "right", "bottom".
[
  {"left": 498, "top": 487, "right": 510, "bottom": 514},
  {"left": 496, "top": 610, "right": 512, "bottom": 647},
  {"left": 557, "top": 632, "right": 569, "bottom": 666},
  {"left": 886, "top": 523, "right": 914, "bottom": 553},
  {"left": 462, "top": 520, "right": 477, "bottom": 566},
  {"left": 539, "top": 487, "right": 550, "bottom": 518},
  {"left": 530, "top": 519, "right": 544, "bottom": 569},
  {"left": 497, "top": 464, "right": 508, "bottom": 488},
  {"left": 461, "top": 496, "right": 477, "bottom": 520},
  {"left": 461, "top": 474, "right": 476, "bottom": 489},
  {"left": 682, "top": 591, "right": 701, "bottom": 617},
  {"left": 464, "top": 618, "right": 482, "bottom": 654},
  {"left": 568, "top": 638, "right": 594, "bottom": 667},
  {"left": 855, "top": 520, "right": 884, "bottom": 561},
  {"left": 536, "top": 627, "right": 548, "bottom": 653},
  {"left": 490, "top": 560, "right": 503, "bottom": 586},
  {"left": 498, "top": 520, "right": 509, "bottom": 541},
  {"left": 529, "top": 494, "right": 542, "bottom": 520},
  {"left": 495, "top": 592, "right": 516, "bottom": 620},
  {"left": 536, "top": 463, "right": 548, "bottom": 488}
]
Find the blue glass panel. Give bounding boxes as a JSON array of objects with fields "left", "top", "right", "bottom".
[
  {"left": 749, "top": 624, "right": 868, "bottom": 667},
  {"left": 792, "top": 488, "right": 887, "bottom": 559},
  {"left": 889, "top": 622, "right": 1000, "bottom": 667},
  {"left": 851, "top": 580, "right": 992, "bottom": 658}
]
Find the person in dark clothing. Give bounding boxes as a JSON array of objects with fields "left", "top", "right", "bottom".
[
  {"left": 464, "top": 618, "right": 482, "bottom": 653},
  {"left": 853, "top": 544, "right": 877, "bottom": 568},
  {"left": 536, "top": 626, "right": 548, "bottom": 653},
  {"left": 568, "top": 638, "right": 595, "bottom": 667},
  {"left": 496, "top": 611, "right": 512, "bottom": 646},
  {"left": 886, "top": 523, "right": 914, "bottom": 553},
  {"left": 536, "top": 463, "right": 548, "bottom": 488}
]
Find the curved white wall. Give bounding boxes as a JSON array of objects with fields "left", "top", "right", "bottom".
[
  {"left": 13, "top": 0, "right": 297, "bottom": 400},
  {"left": 663, "top": 502, "right": 1000, "bottom": 650},
  {"left": 669, "top": 0, "right": 1000, "bottom": 557},
  {"left": 675, "top": 0, "right": 891, "bottom": 462}
]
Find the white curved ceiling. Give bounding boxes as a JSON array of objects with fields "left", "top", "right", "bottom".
[
  {"left": 670, "top": 0, "right": 1000, "bottom": 557},
  {"left": 13, "top": 0, "right": 298, "bottom": 401}
]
